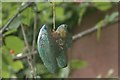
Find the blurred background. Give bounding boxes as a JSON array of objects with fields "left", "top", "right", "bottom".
[{"left": 1, "top": 2, "right": 119, "bottom": 78}]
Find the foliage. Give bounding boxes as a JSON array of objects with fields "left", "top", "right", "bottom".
[
  {"left": 93, "top": 2, "right": 112, "bottom": 11},
  {"left": 96, "top": 11, "right": 118, "bottom": 40},
  {"left": 2, "top": 46, "right": 23, "bottom": 78},
  {"left": 1, "top": 2, "right": 118, "bottom": 78},
  {"left": 0, "top": 2, "right": 2, "bottom": 28},
  {"left": 5, "top": 36, "right": 24, "bottom": 54}
]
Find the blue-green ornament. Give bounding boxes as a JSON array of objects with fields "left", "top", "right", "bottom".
[
  {"left": 55, "top": 24, "right": 72, "bottom": 68},
  {"left": 37, "top": 24, "right": 72, "bottom": 73},
  {"left": 37, "top": 25, "right": 58, "bottom": 73}
]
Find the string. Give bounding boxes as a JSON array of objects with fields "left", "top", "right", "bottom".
[{"left": 52, "top": 1, "right": 56, "bottom": 31}]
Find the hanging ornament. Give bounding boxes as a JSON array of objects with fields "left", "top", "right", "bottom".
[
  {"left": 37, "top": 25, "right": 58, "bottom": 73},
  {"left": 37, "top": 2, "right": 72, "bottom": 73},
  {"left": 53, "top": 24, "right": 72, "bottom": 68},
  {"left": 37, "top": 24, "right": 72, "bottom": 73}
]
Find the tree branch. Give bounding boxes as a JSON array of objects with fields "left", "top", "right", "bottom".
[
  {"left": 13, "top": 51, "right": 37, "bottom": 61},
  {"left": 73, "top": 18, "right": 119, "bottom": 40},
  {"left": 32, "top": 4, "right": 38, "bottom": 51},
  {"left": 21, "top": 24, "right": 36, "bottom": 78},
  {"left": 0, "top": 2, "right": 34, "bottom": 34}
]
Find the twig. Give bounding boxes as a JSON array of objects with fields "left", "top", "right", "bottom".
[
  {"left": 0, "top": 2, "right": 33, "bottom": 34},
  {"left": 1, "top": 2, "right": 62, "bottom": 36},
  {"left": 73, "top": 18, "right": 119, "bottom": 40},
  {"left": 13, "top": 51, "right": 37, "bottom": 61},
  {"left": 31, "top": 4, "right": 39, "bottom": 77},
  {"left": 32, "top": 4, "right": 38, "bottom": 51},
  {"left": 32, "top": 12, "right": 37, "bottom": 49},
  {"left": 21, "top": 24, "right": 36, "bottom": 78},
  {"left": 21, "top": 24, "right": 29, "bottom": 48}
]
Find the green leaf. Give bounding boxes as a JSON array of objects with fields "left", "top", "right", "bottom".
[
  {"left": 37, "top": 3, "right": 50, "bottom": 11},
  {"left": 55, "top": 7, "right": 66, "bottom": 21},
  {"left": 78, "top": 3, "right": 89, "bottom": 24},
  {"left": 5, "top": 36, "right": 24, "bottom": 54},
  {"left": 8, "top": 15, "right": 22, "bottom": 30},
  {"left": 41, "top": 10, "right": 51, "bottom": 23},
  {"left": 3, "top": 29, "right": 17, "bottom": 36},
  {"left": 108, "top": 12, "right": 119, "bottom": 22},
  {"left": 2, "top": 3, "right": 20, "bottom": 26},
  {"left": 96, "top": 12, "right": 118, "bottom": 40},
  {"left": 79, "top": 3, "right": 89, "bottom": 17},
  {"left": 97, "top": 26, "right": 101, "bottom": 40},
  {"left": 2, "top": 46, "right": 13, "bottom": 64},
  {"left": 2, "top": 45, "right": 24, "bottom": 70},
  {"left": 96, "top": 15, "right": 109, "bottom": 40},
  {"left": 96, "top": 20, "right": 103, "bottom": 40},
  {"left": 2, "top": 59, "right": 11, "bottom": 78},
  {"left": 21, "top": 8, "right": 33, "bottom": 25},
  {"left": 2, "top": 46, "right": 11, "bottom": 78},
  {"left": 71, "top": 59, "right": 87, "bottom": 69},
  {"left": 2, "top": 46, "right": 24, "bottom": 77},
  {"left": 94, "top": 2, "right": 112, "bottom": 11},
  {"left": 11, "top": 61, "right": 23, "bottom": 72},
  {"left": 2, "top": 70, "right": 10, "bottom": 78}
]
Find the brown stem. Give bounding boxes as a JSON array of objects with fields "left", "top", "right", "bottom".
[{"left": 21, "top": 24, "right": 36, "bottom": 78}]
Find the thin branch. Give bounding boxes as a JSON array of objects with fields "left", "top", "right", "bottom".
[
  {"left": 31, "top": 4, "right": 39, "bottom": 77},
  {"left": 21, "top": 24, "right": 30, "bottom": 49},
  {"left": 32, "top": 4, "right": 38, "bottom": 51},
  {"left": 13, "top": 51, "right": 37, "bottom": 61},
  {"left": 33, "top": 17, "right": 37, "bottom": 50},
  {"left": 0, "top": 2, "right": 33, "bottom": 34},
  {"left": 73, "top": 18, "right": 119, "bottom": 40},
  {"left": 21, "top": 24, "right": 36, "bottom": 78}
]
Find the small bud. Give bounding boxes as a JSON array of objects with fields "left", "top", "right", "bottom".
[{"left": 10, "top": 49, "right": 15, "bottom": 55}]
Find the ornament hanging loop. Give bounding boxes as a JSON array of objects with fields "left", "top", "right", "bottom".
[{"left": 51, "top": 1, "right": 56, "bottom": 31}]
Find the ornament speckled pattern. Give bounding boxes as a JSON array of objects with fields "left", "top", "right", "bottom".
[{"left": 37, "top": 24, "right": 72, "bottom": 73}]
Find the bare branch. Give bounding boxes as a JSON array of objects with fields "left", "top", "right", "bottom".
[
  {"left": 13, "top": 51, "right": 37, "bottom": 61},
  {"left": 72, "top": 25, "right": 97, "bottom": 40},
  {"left": 21, "top": 24, "right": 36, "bottom": 78},
  {"left": 21, "top": 24, "right": 30, "bottom": 49},
  {"left": 73, "top": 18, "right": 119, "bottom": 40},
  {"left": 32, "top": 4, "right": 38, "bottom": 51},
  {"left": 31, "top": 4, "right": 39, "bottom": 77}
]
